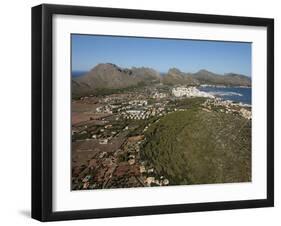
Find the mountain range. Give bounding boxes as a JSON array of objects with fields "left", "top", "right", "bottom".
[{"left": 72, "top": 63, "right": 251, "bottom": 96}]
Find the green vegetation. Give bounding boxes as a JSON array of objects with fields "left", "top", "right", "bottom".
[
  {"left": 141, "top": 105, "right": 251, "bottom": 185},
  {"left": 126, "top": 116, "right": 161, "bottom": 137},
  {"left": 169, "top": 97, "right": 206, "bottom": 109},
  {"left": 72, "top": 82, "right": 147, "bottom": 99},
  {"left": 118, "top": 152, "right": 129, "bottom": 162}
]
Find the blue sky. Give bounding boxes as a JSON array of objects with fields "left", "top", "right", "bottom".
[{"left": 71, "top": 34, "right": 251, "bottom": 77}]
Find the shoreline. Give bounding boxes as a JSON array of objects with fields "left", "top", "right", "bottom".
[
  {"left": 173, "top": 86, "right": 251, "bottom": 107},
  {"left": 199, "top": 84, "right": 251, "bottom": 88}
]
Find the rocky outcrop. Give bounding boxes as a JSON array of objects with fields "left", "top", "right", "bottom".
[
  {"left": 72, "top": 63, "right": 160, "bottom": 96},
  {"left": 162, "top": 68, "right": 199, "bottom": 85}
]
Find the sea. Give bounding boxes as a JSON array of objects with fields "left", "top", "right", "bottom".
[{"left": 198, "top": 86, "right": 251, "bottom": 105}]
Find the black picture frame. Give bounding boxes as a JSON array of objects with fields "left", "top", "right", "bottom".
[{"left": 32, "top": 4, "right": 274, "bottom": 222}]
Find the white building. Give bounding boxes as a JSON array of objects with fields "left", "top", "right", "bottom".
[
  {"left": 128, "top": 100, "right": 148, "bottom": 106},
  {"left": 152, "top": 92, "right": 167, "bottom": 99},
  {"left": 126, "top": 110, "right": 142, "bottom": 117},
  {"left": 99, "top": 139, "right": 108, "bottom": 144},
  {"left": 172, "top": 86, "right": 214, "bottom": 98}
]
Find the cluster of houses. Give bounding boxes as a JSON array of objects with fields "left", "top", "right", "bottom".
[
  {"left": 96, "top": 105, "right": 113, "bottom": 114},
  {"left": 119, "top": 135, "right": 170, "bottom": 187},
  {"left": 128, "top": 100, "right": 148, "bottom": 106},
  {"left": 152, "top": 92, "right": 167, "bottom": 99},
  {"left": 172, "top": 86, "right": 214, "bottom": 98},
  {"left": 95, "top": 98, "right": 168, "bottom": 120},
  {"left": 239, "top": 108, "right": 252, "bottom": 120},
  {"left": 202, "top": 98, "right": 252, "bottom": 120},
  {"left": 122, "top": 107, "right": 166, "bottom": 120},
  {"left": 143, "top": 175, "right": 169, "bottom": 186},
  {"left": 97, "top": 88, "right": 216, "bottom": 121}
]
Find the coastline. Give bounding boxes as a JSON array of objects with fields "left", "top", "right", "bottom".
[
  {"left": 200, "top": 84, "right": 251, "bottom": 89},
  {"left": 173, "top": 86, "right": 251, "bottom": 107}
]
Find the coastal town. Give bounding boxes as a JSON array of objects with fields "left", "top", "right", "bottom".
[
  {"left": 70, "top": 34, "right": 252, "bottom": 189},
  {"left": 72, "top": 85, "right": 251, "bottom": 190}
]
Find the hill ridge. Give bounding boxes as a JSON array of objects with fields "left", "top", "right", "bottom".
[{"left": 72, "top": 63, "right": 251, "bottom": 96}]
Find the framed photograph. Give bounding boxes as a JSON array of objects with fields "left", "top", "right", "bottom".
[{"left": 32, "top": 4, "right": 274, "bottom": 221}]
